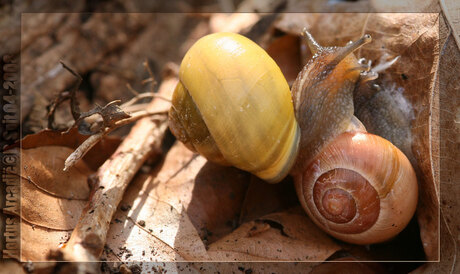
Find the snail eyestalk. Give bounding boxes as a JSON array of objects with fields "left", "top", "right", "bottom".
[
  {"left": 301, "top": 28, "right": 322, "bottom": 54},
  {"left": 329, "top": 34, "right": 372, "bottom": 69}
]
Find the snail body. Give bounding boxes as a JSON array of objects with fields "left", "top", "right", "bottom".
[
  {"left": 291, "top": 31, "right": 377, "bottom": 173},
  {"left": 169, "top": 32, "right": 300, "bottom": 183},
  {"left": 168, "top": 30, "right": 418, "bottom": 245}
]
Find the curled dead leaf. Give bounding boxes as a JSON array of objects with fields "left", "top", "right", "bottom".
[
  {"left": 412, "top": 15, "right": 460, "bottom": 273},
  {"left": 440, "top": 0, "right": 460, "bottom": 49}
]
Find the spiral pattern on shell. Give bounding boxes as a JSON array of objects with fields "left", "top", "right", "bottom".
[{"left": 294, "top": 131, "right": 418, "bottom": 245}]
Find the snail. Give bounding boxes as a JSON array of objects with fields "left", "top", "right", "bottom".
[
  {"left": 289, "top": 30, "right": 417, "bottom": 244},
  {"left": 168, "top": 30, "right": 418, "bottom": 245},
  {"left": 168, "top": 32, "right": 300, "bottom": 183}
]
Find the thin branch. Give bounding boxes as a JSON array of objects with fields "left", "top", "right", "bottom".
[
  {"left": 50, "top": 66, "right": 178, "bottom": 268},
  {"left": 63, "top": 109, "right": 167, "bottom": 171},
  {"left": 126, "top": 82, "right": 139, "bottom": 96},
  {"left": 62, "top": 99, "right": 130, "bottom": 135},
  {"left": 47, "top": 61, "right": 83, "bottom": 129},
  {"left": 60, "top": 60, "right": 82, "bottom": 120},
  {"left": 62, "top": 60, "right": 173, "bottom": 170},
  {"left": 141, "top": 60, "right": 157, "bottom": 89},
  {"left": 121, "top": 90, "right": 171, "bottom": 109}
]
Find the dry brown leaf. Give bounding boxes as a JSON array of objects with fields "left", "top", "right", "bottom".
[
  {"left": 104, "top": 176, "right": 208, "bottom": 261},
  {"left": 413, "top": 12, "right": 460, "bottom": 273},
  {"left": 99, "top": 262, "right": 208, "bottom": 273},
  {"left": 266, "top": 34, "right": 302, "bottom": 84},
  {"left": 208, "top": 207, "right": 340, "bottom": 261},
  {"left": 184, "top": 162, "right": 251, "bottom": 243},
  {"left": 411, "top": 213, "right": 456, "bottom": 274},
  {"left": 143, "top": 142, "right": 250, "bottom": 243},
  {"left": 437, "top": 29, "right": 460, "bottom": 274},
  {"left": 5, "top": 145, "right": 93, "bottom": 261},
  {"left": 0, "top": 261, "right": 26, "bottom": 274},
  {"left": 310, "top": 257, "right": 385, "bottom": 274},
  {"left": 274, "top": 13, "right": 319, "bottom": 36},
  {"left": 21, "top": 220, "right": 71, "bottom": 261},
  {"left": 19, "top": 146, "right": 91, "bottom": 200},
  {"left": 103, "top": 142, "right": 251, "bottom": 261},
  {"left": 3, "top": 146, "right": 91, "bottom": 231},
  {"left": 440, "top": 0, "right": 460, "bottom": 49},
  {"left": 196, "top": 262, "right": 319, "bottom": 273},
  {"left": 370, "top": 0, "right": 438, "bottom": 12},
  {"left": 305, "top": 13, "right": 371, "bottom": 46},
  {"left": 20, "top": 176, "right": 86, "bottom": 230}
]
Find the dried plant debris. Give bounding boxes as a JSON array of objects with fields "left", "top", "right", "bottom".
[
  {"left": 67, "top": 100, "right": 130, "bottom": 135},
  {"left": 47, "top": 62, "right": 131, "bottom": 135}
]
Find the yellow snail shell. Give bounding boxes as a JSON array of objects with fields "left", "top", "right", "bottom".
[{"left": 169, "top": 32, "right": 300, "bottom": 183}]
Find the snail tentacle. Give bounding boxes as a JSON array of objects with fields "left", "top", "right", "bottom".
[
  {"left": 328, "top": 34, "right": 372, "bottom": 70},
  {"left": 301, "top": 27, "right": 322, "bottom": 54}
]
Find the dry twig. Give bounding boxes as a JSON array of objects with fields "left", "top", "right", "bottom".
[
  {"left": 63, "top": 109, "right": 166, "bottom": 171},
  {"left": 47, "top": 61, "right": 82, "bottom": 129},
  {"left": 50, "top": 64, "right": 178, "bottom": 272},
  {"left": 61, "top": 61, "right": 173, "bottom": 171}
]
